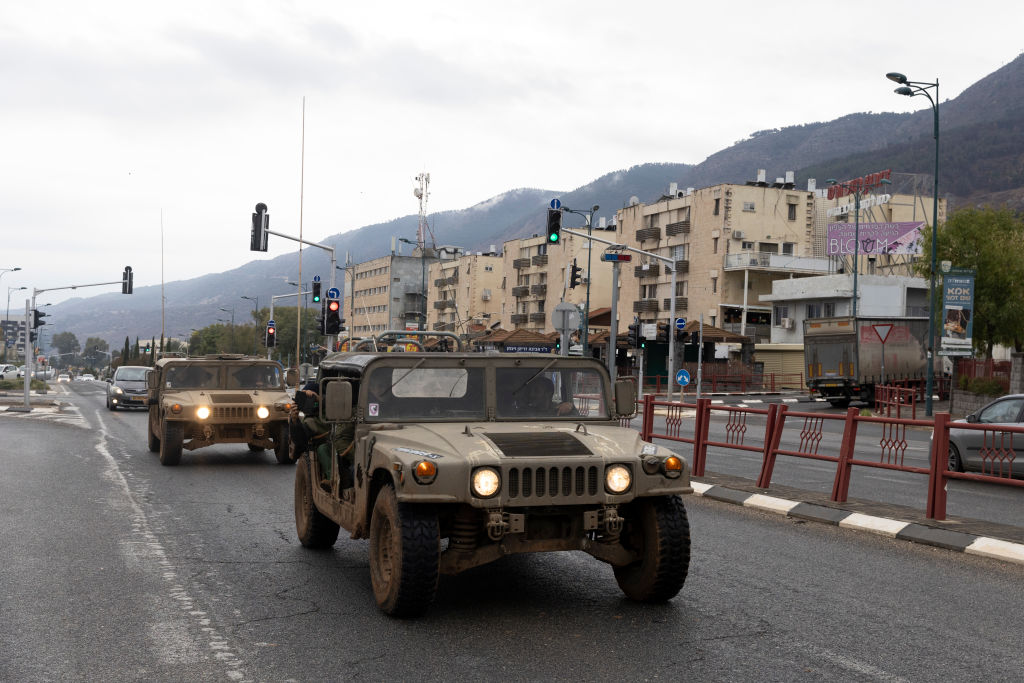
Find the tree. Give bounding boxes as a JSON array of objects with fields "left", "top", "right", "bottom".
[
  {"left": 51, "top": 331, "right": 80, "bottom": 356},
  {"left": 916, "top": 206, "right": 1024, "bottom": 355},
  {"left": 121, "top": 337, "right": 130, "bottom": 366}
]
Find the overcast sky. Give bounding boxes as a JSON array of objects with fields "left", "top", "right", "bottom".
[{"left": 3, "top": 1, "right": 1022, "bottom": 306}]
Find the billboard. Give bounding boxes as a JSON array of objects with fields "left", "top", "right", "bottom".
[
  {"left": 940, "top": 269, "right": 975, "bottom": 355},
  {"left": 826, "top": 222, "right": 925, "bottom": 256}
]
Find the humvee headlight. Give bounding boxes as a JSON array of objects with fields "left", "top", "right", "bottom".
[
  {"left": 663, "top": 456, "right": 683, "bottom": 478},
  {"left": 605, "top": 464, "right": 632, "bottom": 494},
  {"left": 256, "top": 406, "right": 270, "bottom": 419},
  {"left": 471, "top": 467, "right": 500, "bottom": 498},
  {"left": 196, "top": 406, "right": 211, "bottom": 420},
  {"left": 413, "top": 460, "right": 437, "bottom": 484}
]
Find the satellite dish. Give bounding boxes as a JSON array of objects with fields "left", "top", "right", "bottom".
[
  {"left": 629, "top": 196, "right": 640, "bottom": 206},
  {"left": 414, "top": 188, "right": 423, "bottom": 198}
]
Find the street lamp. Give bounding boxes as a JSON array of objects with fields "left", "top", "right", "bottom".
[
  {"left": 826, "top": 177, "right": 890, "bottom": 318},
  {"left": 0, "top": 267, "right": 21, "bottom": 286},
  {"left": 398, "top": 237, "right": 428, "bottom": 329},
  {"left": 560, "top": 205, "right": 599, "bottom": 354},
  {"left": 888, "top": 71, "right": 940, "bottom": 417},
  {"left": 241, "top": 295, "right": 259, "bottom": 355},
  {"left": 219, "top": 305, "right": 235, "bottom": 351}
]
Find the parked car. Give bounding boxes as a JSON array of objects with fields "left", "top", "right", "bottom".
[
  {"left": 106, "top": 365, "right": 150, "bottom": 410},
  {"left": 0, "top": 364, "right": 18, "bottom": 380},
  {"left": 57, "top": 373, "right": 71, "bottom": 383},
  {"left": 947, "top": 394, "right": 1024, "bottom": 477}
]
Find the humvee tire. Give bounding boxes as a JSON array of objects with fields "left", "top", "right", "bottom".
[
  {"left": 247, "top": 443, "right": 264, "bottom": 452},
  {"left": 294, "top": 454, "right": 340, "bottom": 549},
  {"left": 369, "top": 484, "right": 439, "bottom": 617},
  {"left": 613, "top": 495, "right": 691, "bottom": 602},
  {"left": 273, "top": 424, "right": 292, "bottom": 465},
  {"left": 147, "top": 421, "right": 160, "bottom": 453},
  {"left": 159, "top": 422, "right": 184, "bottom": 466}
]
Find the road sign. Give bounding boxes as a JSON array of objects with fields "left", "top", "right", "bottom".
[
  {"left": 600, "top": 253, "right": 632, "bottom": 262},
  {"left": 551, "top": 302, "right": 579, "bottom": 332},
  {"left": 327, "top": 287, "right": 340, "bottom": 299},
  {"left": 675, "top": 317, "right": 687, "bottom": 331},
  {"left": 676, "top": 369, "right": 691, "bottom": 386},
  {"left": 268, "top": 319, "right": 275, "bottom": 326},
  {"left": 872, "top": 324, "right": 893, "bottom": 343},
  {"left": 550, "top": 198, "right": 561, "bottom": 210},
  {"left": 642, "top": 323, "right": 657, "bottom": 339},
  {"left": 313, "top": 275, "right": 321, "bottom": 282}
]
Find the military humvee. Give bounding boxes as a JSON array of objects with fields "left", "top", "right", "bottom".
[
  {"left": 147, "top": 354, "right": 295, "bottom": 466},
  {"left": 294, "top": 351, "right": 692, "bottom": 617}
]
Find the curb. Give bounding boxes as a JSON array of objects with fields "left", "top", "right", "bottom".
[{"left": 690, "top": 481, "right": 1024, "bottom": 566}]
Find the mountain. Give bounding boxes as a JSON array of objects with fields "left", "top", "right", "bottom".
[{"left": 45, "top": 53, "right": 1024, "bottom": 349}]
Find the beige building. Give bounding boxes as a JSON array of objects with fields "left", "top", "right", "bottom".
[{"left": 425, "top": 251, "right": 504, "bottom": 334}]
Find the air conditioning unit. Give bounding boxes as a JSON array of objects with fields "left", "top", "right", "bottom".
[
  {"left": 733, "top": 230, "right": 745, "bottom": 239},
  {"left": 481, "top": 289, "right": 491, "bottom": 301},
  {"left": 781, "top": 318, "right": 794, "bottom": 329}
]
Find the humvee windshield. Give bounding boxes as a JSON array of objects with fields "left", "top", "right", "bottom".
[
  {"left": 229, "top": 365, "right": 282, "bottom": 389},
  {"left": 496, "top": 366, "right": 608, "bottom": 419}
]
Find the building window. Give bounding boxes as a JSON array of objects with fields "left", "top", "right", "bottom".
[
  {"left": 711, "top": 277, "right": 718, "bottom": 294},
  {"left": 806, "top": 303, "right": 821, "bottom": 319},
  {"left": 824, "top": 302, "right": 835, "bottom": 317},
  {"left": 484, "top": 265, "right": 493, "bottom": 272},
  {"left": 742, "top": 201, "right": 755, "bottom": 212},
  {"left": 713, "top": 198, "right": 720, "bottom": 216},
  {"left": 641, "top": 284, "right": 657, "bottom": 299},
  {"left": 788, "top": 203, "right": 797, "bottom": 221},
  {"left": 741, "top": 241, "right": 754, "bottom": 250},
  {"left": 782, "top": 242, "right": 795, "bottom": 256},
  {"left": 773, "top": 305, "right": 789, "bottom": 325},
  {"left": 672, "top": 244, "right": 687, "bottom": 260},
  {"left": 713, "top": 237, "right": 719, "bottom": 254},
  {"left": 676, "top": 281, "right": 688, "bottom": 296}
]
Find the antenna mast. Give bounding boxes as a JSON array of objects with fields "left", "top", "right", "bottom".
[{"left": 413, "top": 172, "right": 432, "bottom": 250}]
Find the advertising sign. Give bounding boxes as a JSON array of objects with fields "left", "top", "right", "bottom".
[
  {"left": 940, "top": 269, "right": 975, "bottom": 353},
  {"left": 826, "top": 222, "right": 924, "bottom": 256}
]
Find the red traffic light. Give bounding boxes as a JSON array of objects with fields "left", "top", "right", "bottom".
[
  {"left": 267, "top": 326, "right": 275, "bottom": 335},
  {"left": 327, "top": 299, "right": 340, "bottom": 312}
]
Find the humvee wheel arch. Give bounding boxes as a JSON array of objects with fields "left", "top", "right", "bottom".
[
  {"left": 294, "top": 454, "right": 340, "bottom": 548},
  {"left": 613, "top": 495, "right": 691, "bottom": 602},
  {"left": 368, "top": 484, "right": 440, "bottom": 617}
]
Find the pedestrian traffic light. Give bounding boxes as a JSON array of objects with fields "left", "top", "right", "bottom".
[
  {"left": 656, "top": 322, "right": 669, "bottom": 343},
  {"left": 325, "top": 298, "right": 343, "bottom": 334},
  {"left": 569, "top": 259, "right": 583, "bottom": 289},
  {"left": 32, "top": 309, "right": 47, "bottom": 328},
  {"left": 546, "top": 208, "right": 562, "bottom": 244},
  {"left": 250, "top": 202, "right": 269, "bottom": 252},
  {"left": 121, "top": 266, "right": 133, "bottom": 294},
  {"left": 311, "top": 280, "right": 321, "bottom": 304},
  {"left": 265, "top": 321, "right": 276, "bottom": 347}
]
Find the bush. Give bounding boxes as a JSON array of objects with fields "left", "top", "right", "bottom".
[
  {"left": 0, "top": 378, "right": 50, "bottom": 391},
  {"left": 957, "top": 376, "right": 1008, "bottom": 397}
]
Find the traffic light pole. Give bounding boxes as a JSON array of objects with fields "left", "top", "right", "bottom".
[{"left": 562, "top": 227, "right": 679, "bottom": 402}]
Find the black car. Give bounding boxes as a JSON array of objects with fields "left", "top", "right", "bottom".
[{"left": 106, "top": 365, "right": 150, "bottom": 410}]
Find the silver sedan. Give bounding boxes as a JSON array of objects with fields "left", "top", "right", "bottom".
[{"left": 948, "top": 394, "right": 1024, "bottom": 477}]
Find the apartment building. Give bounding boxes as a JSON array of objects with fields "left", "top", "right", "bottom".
[{"left": 425, "top": 250, "right": 504, "bottom": 334}]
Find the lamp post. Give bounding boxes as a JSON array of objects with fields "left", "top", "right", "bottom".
[
  {"left": 398, "top": 237, "right": 427, "bottom": 330},
  {"left": 0, "top": 267, "right": 21, "bottom": 287},
  {"left": 561, "top": 205, "right": 599, "bottom": 355},
  {"left": 219, "top": 305, "right": 235, "bottom": 352},
  {"left": 826, "top": 178, "right": 891, "bottom": 319},
  {"left": 888, "top": 71, "right": 939, "bottom": 417},
  {"left": 241, "top": 295, "right": 259, "bottom": 355}
]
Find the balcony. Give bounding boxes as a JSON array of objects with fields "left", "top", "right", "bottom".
[
  {"left": 530, "top": 283, "right": 547, "bottom": 297},
  {"left": 634, "top": 264, "right": 661, "bottom": 278},
  {"left": 433, "top": 277, "right": 446, "bottom": 287},
  {"left": 665, "top": 219, "right": 691, "bottom": 236},
  {"left": 531, "top": 254, "right": 548, "bottom": 267},
  {"left": 512, "top": 285, "right": 530, "bottom": 297},
  {"left": 511, "top": 313, "right": 529, "bottom": 325},
  {"left": 513, "top": 258, "right": 532, "bottom": 270},
  {"left": 723, "top": 251, "right": 831, "bottom": 273},
  {"left": 529, "top": 312, "right": 546, "bottom": 323},
  {"left": 433, "top": 299, "right": 454, "bottom": 310},
  {"left": 673, "top": 259, "right": 689, "bottom": 274},
  {"left": 433, "top": 321, "right": 454, "bottom": 331},
  {"left": 662, "top": 296, "right": 688, "bottom": 311},
  {"left": 633, "top": 298, "right": 660, "bottom": 313},
  {"left": 635, "top": 226, "right": 661, "bottom": 242}
]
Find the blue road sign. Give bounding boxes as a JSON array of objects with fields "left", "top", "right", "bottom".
[
  {"left": 675, "top": 317, "right": 687, "bottom": 331},
  {"left": 550, "top": 198, "right": 561, "bottom": 209},
  {"left": 675, "top": 369, "right": 691, "bottom": 386},
  {"left": 327, "top": 287, "right": 340, "bottom": 299},
  {"left": 268, "top": 319, "right": 275, "bottom": 326},
  {"left": 313, "top": 275, "right": 321, "bottom": 282}
]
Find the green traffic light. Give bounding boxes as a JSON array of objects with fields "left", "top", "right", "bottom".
[{"left": 549, "top": 233, "right": 558, "bottom": 243}]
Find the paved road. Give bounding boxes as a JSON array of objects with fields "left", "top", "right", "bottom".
[{"left": 2, "top": 381, "right": 1023, "bottom": 680}]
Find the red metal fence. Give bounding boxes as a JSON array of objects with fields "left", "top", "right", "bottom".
[
  {"left": 638, "top": 394, "right": 1024, "bottom": 520},
  {"left": 640, "top": 372, "right": 804, "bottom": 395}
]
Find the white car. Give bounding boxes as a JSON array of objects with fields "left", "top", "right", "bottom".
[
  {"left": 57, "top": 373, "right": 71, "bottom": 383},
  {"left": 0, "top": 364, "right": 18, "bottom": 380},
  {"left": 79, "top": 374, "right": 96, "bottom": 381}
]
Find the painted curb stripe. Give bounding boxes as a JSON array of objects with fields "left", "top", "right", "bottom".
[
  {"left": 690, "top": 481, "right": 714, "bottom": 494},
  {"left": 965, "top": 537, "right": 1024, "bottom": 565},
  {"left": 743, "top": 493, "right": 800, "bottom": 514},
  {"left": 838, "top": 513, "right": 910, "bottom": 537}
]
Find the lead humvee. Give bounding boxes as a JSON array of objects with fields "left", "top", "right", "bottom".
[
  {"left": 147, "top": 355, "right": 295, "bottom": 466},
  {"left": 294, "top": 351, "right": 692, "bottom": 617}
]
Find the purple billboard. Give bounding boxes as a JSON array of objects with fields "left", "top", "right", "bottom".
[{"left": 826, "top": 221, "right": 924, "bottom": 256}]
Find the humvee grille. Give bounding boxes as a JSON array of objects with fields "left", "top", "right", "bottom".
[
  {"left": 507, "top": 465, "right": 599, "bottom": 500},
  {"left": 212, "top": 406, "right": 254, "bottom": 419},
  {"left": 486, "top": 432, "right": 592, "bottom": 457},
  {"left": 211, "top": 394, "right": 253, "bottom": 404}
]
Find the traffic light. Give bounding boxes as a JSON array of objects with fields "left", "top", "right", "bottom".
[
  {"left": 265, "top": 321, "right": 276, "bottom": 347},
  {"left": 656, "top": 322, "right": 669, "bottom": 343},
  {"left": 250, "top": 202, "right": 269, "bottom": 252},
  {"left": 325, "top": 298, "right": 343, "bottom": 335},
  {"left": 312, "top": 280, "right": 322, "bottom": 304},
  {"left": 627, "top": 322, "right": 644, "bottom": 348},
  {"left": 32, "top": 309, "right": 47, "bottom": 328},
  {"left": 569, "top": 259, "right": 583, "bottom": 289},
  {"left": 546, "top": 208, "right": 562, "bottom": 244},
  {"left": 121, "top": 266, "right": 133, "bottom": 294},
  {"left": 675, "top": 328, "right": 689, "bottom": 343}
]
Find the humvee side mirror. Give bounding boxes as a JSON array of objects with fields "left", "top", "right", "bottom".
[
  {"left": 285, "top": 368, "right": 299, "bottom": 386},
  {"left": 323, "top": 380, "right": 353, "bottom": 422},
  {"left": 613, "top": 379, "right": 637, "bottom": 418}
]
